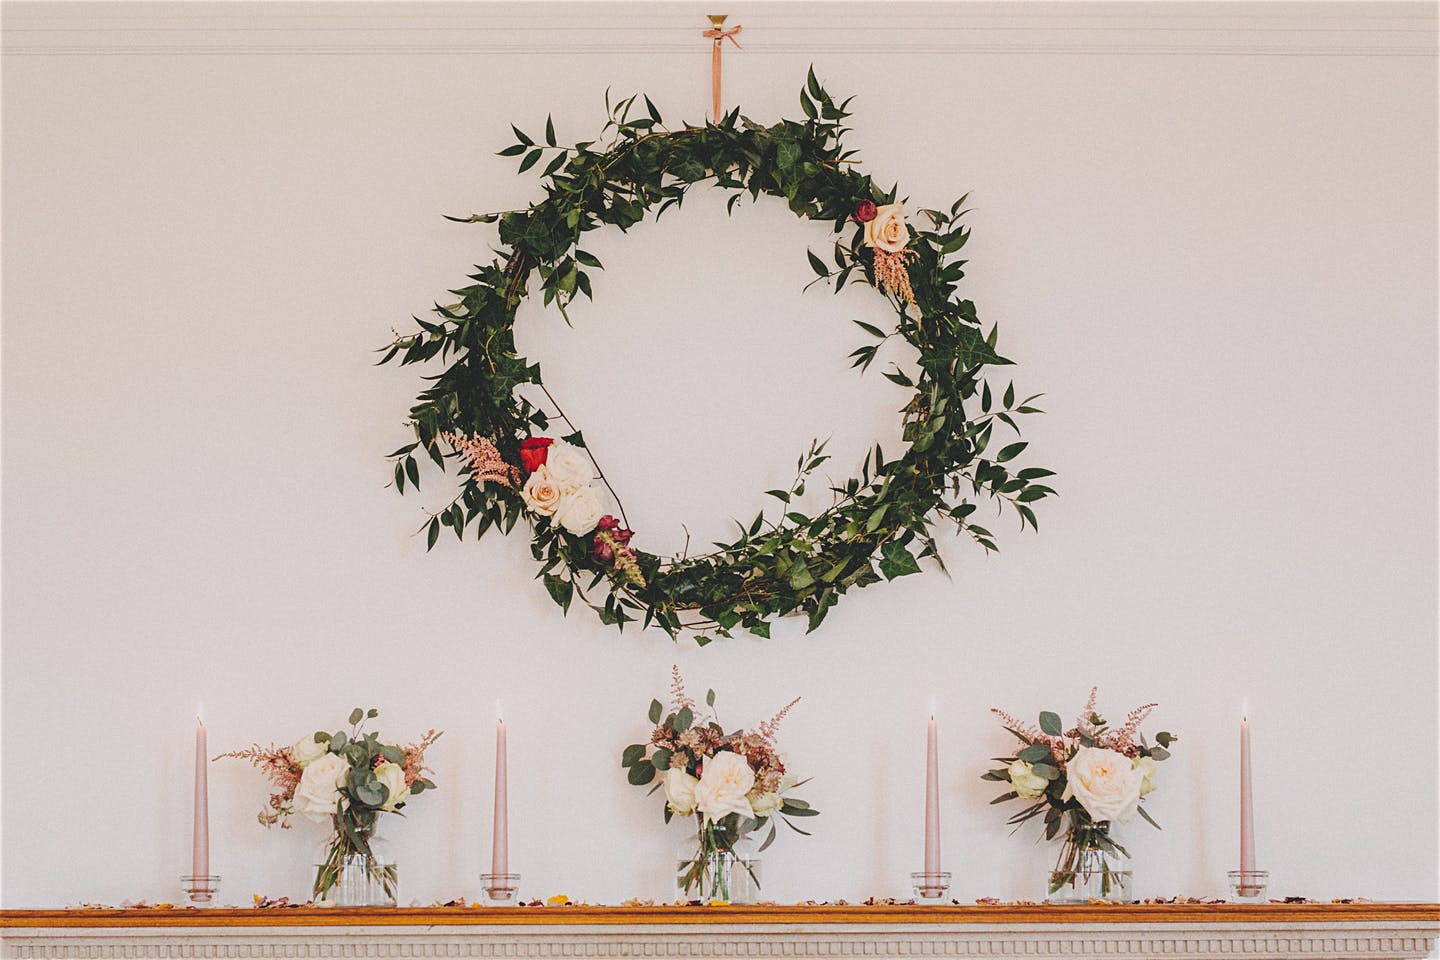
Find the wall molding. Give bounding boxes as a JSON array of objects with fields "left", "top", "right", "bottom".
[
  {"left": 3, "top": 1, "right": 1436, "bottom": 58},
  {"left": 5, "top": 920, "right": 1440, "bottom": 960}
]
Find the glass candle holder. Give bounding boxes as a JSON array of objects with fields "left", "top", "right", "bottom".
[
  {"left": 910, "top": 871, "right": 951, "bottom": 902},
  {"left": 180, "top": 875, "right": 221, "bottom": 906},
  {"left": 1228, "top": 869, "right": 1269, "bottom": 901},
  {"left": 481, "top": 873, "right": 521, "bottom": 905}
]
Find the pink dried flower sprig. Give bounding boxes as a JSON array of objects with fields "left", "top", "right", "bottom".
[
  {"left": 630, "top": 669, "right": 797, "bottom": 787},
  {"left": 669, "top": 664, "right": 695, "bottom": 711},
  {"left": 444, "top": 432, "right": 521, "bottom": 489},
  {"left": 214, "top": 743, "right": 302, "bottom": 827}
]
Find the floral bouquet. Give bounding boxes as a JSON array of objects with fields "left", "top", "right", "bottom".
[
  {"left": 220, "top": 707, "right": 439, "bottom": 905},
  {"left": 622, "top": 668, "right": 818, "bottom": 902},
  {"left": 983, "top": 689, "right": 1176, "bottom": 901}
]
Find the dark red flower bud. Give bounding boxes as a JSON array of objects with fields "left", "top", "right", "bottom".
[
  {"left": 597, "top": 515, "right": 620, "bottom": 532},
  {"left": 854, "top": 199, "right": 878, "bottom": 223},
  {"left": 593, "top": 540, "right": 614, "bottom": 562}
]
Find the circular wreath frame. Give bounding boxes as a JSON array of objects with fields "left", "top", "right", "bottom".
[{"left": 380, "top": 70, "right": 1054, "bottom": 643}]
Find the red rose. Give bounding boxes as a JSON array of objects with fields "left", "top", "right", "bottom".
[
  {"left": 518, "top": 437, "right": 553, "bottom": 473},
  {"left": 854, "top": 200, "right": 878, "bottom": 223}
]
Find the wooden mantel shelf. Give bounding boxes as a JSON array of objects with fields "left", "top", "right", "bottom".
[{"left": 4, "top": 903, "right": 1438, "bottom": 959}]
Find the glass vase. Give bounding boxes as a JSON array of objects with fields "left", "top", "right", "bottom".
[
  {"left": 675, "top": 822, "right": 762, "bottom": 904},
  {"left": 1047, "top": 821, "right": 1132, "bottom": 903},
  {"left": 314, "top": 817, "right": 397, "bottom": 906}
]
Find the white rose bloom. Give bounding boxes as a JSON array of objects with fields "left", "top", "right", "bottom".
[
  {"left": 693, "top": 751, "right": 756, "bottom": 823},
  {"left": 293, "top": 752, "right": 349, "bottom": 822},
  {"left": 664, "top": 768, "right": 700, "bottom": 817},
  {"left": 1132, "top": 755, "right": 1159, "bottom": 797},
  {"left": 291, "top": 735, "right": 328, "bottom": 768},
  {"left": 542, "top": 442, "right": 592, "bottom": 492},
  {"left": 747, "top": 790, "right": 782, "bottom": 817},
  {"left": 521, "top": 465, "right": 564, "bottom": 516},
  {"left": 553, "top": 485, "right": 604, "bottom": 536},
  {"left": 1008, "top": 759, "right": 1049, "bottom": 800},
  {"left": 1063, "top": 746, "right": 1142, "bottom": 824},
  {"left": 373, "top": 760, "right": 411, "bottom": 812},
  {"left": 863, "top": 202, "right": 909, "bottom": 254}
]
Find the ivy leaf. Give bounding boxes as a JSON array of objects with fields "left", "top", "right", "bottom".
[
  {"left": 543, "top": 573, "right": 574, "bottom": 614},
  {"left": 878, "top": 540, "right": 921, "bottom": 580}
]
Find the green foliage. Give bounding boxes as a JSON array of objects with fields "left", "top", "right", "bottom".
[{"left": 381, "top": 73, "right": 1054, "bottom": 643}]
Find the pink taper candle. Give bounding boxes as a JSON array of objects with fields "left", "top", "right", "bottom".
[
  {"left": 492, "top": 702, "right": 508, "bottom": 877},
  {"left": 1239, "top": 703, "right": 1255, "bottom": 887},
  {"left": 193, "top": 711, "right": 210, "bottom": 880},
  {"left": 924, "top": 701, "right": 940, "bottom": 875}
]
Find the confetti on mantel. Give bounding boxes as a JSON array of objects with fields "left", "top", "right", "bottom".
[{"left": 53, "top": 894, "right": 1377, "bottom": 911}]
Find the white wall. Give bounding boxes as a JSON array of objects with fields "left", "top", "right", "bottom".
[{"left": 2, "top": 1, "right": 1436, "bottom": 907}]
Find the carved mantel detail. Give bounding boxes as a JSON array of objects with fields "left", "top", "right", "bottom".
[{"left": 3, "top": 905, "right": 1437, "bottom": 960}]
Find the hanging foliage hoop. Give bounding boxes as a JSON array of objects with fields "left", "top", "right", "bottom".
[{"left": 379, "top": 70, "right": 1054, "bottom": 644}]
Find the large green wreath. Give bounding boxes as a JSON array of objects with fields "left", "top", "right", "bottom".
[{"left": 380, "top": 71, "right": 1054, "bottom": 644}]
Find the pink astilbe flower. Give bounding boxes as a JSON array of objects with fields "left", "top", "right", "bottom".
[
  {"left": 401, "top": 729, "right": 441, "bottom": 787},
  {"left": 1073, "top": 686, "right": 1101, "bottom": 739},
  {"left": 990, "top": 708, "right": 1073, "bottom": 764},
  {"left": 443, "top": 432, "right": 520, "bottom": 489},
  {"left": 669, "top": 665, "right": 695, "bottom": 711},
  {"left": 758, "top": 696, "right": 801, "bottom": 742},
  {"left": 873, "top": 248, "right": 918, "bottom": 304},
  {"left": 1106, "top": 702, "right": 1158, "bottom": 757},
  {"left": 214, "top": 743, "right": 301, "bottom": 827}
]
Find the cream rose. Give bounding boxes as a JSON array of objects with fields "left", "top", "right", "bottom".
[
  {"left": 1008, "top": 759, "right": 1048, "bottom": 800},
  {"left": 521, "top": 465, "right": 564, "bottom": 516},
  {"left": 1132, "top": 755, "right": 1159, "bottom": 797},
  {"left": 542, "top": 442, "right": 592, "bottom": 492},
  {"left": 1063, "top": 746, "right": 1142, "bottom": 823},
  {"left": 664, "top": 768, "right": 700, "bottom": 817},
  {"left": 373, "top": 760, "right": 411, "bottom": 812},
  {"left": 291, "top": 734, "right": 328, "bottom": 768},
  {"left": 293, "top": 752, "right": 349, "bottom": 822},
  {"left": 693, "top": 751, "right": 756, "bottom": 822},
  {"left": 553, "top": 485, "right": 604, "bottom": 535},
  {"left": 863, "top": 202, "right": 909, "bottom": 254},
  {"left": 747, "top": 790, "right": 782, "bottom": 817}
]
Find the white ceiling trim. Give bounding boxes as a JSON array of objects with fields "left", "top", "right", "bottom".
[{"left": 3, "top": 2, "right": 1435, "bottom": 57}]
